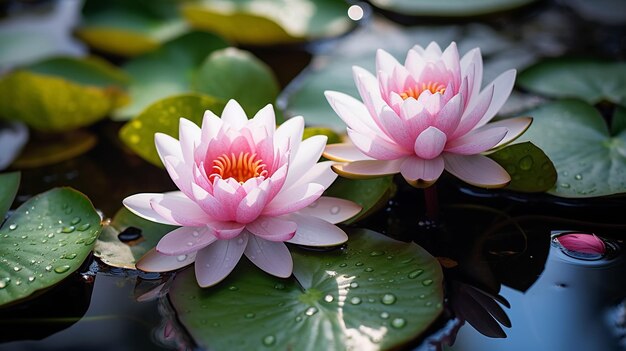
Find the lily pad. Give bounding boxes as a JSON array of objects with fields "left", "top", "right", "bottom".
[
  {"left": 76, "top": 0, "right": 188, "bottom": 56},
  {"left": 368, "top": 0, "right": 538, "bottom": 17},
  {"left": 181, "top": 0, "right": 354, "bottom": 45},
  {"left": 0, "top": 172, "right": 20, "bottom": 221},
  {"left": 303, "top": 127, "right": 342, "bottom": 144},
  {"left": 518, "top": 58, "right": 626, "bottom": 106},
  {"left": 113, "top": 31, "right": 229, "bottom": 121},
  {"left": 517, "top": 99, "right": 626, "bottom": 197},
  {"left": 325, "top": 176, "right": 395, "bottom": 223},
  {"left": 193, "top": 48, "right": 282, "bottom": 119},
  {"left": 11, "top": 130, "right": 97, "bottom": 169},
  {"left": 488, "top": 142, "right": 557, "bottom": 193},
  {"left": 95, "top": 207, "right": 176, "bottom": 269},
  {"left": 0, "top": 57, "right": 128, "bottom": 132},
  {"left": 170, "top": 228, "right": 443, "bottom": 351},
  {"left": 0, "top": 187, "right": 102, "bottom": 307},
  {"left": 119, "top": 93, "right": 225, "bottom": 167}
]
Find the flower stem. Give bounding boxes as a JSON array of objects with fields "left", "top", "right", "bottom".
[{"left": 424, "top": 185, "right": 439, "bottom": 221}]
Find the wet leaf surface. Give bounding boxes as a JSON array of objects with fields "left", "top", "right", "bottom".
[
  {"left": 0, "top": 172, "right": 20, "bottom": 221},
  {"left": 488, "top": 142, "right": 557, "bottom": 193},
  {"left": 324, "top": 176, "right": 395, "bottom": 224},
  {"left": 95, "top": 208, "right": 176, "bottom": 269},
  {"left": 0, "top": 188, "right": 102, "bottom": 307},
  {"left": 517, "top": 99, "right": 626, "bottom": 197},
  {"left": 170, "top": 228, "right": 443, "bottom": 351}
]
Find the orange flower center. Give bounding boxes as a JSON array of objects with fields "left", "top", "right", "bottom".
[
  {"left": 400, "top": 82, "right": 446, "bottom": 100},
  {"left": 209, "top": 152, "right": 268, "bottom": 183}
]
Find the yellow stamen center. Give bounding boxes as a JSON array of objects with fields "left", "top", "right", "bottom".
[
  {"left": 209, "top": 152, "right": 268, "bottom": 183},
  {"left": 400, "top": 82, "right": 446, "bottom": 100}
]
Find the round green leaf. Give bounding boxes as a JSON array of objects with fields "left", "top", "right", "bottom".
[
  {"left": 0, "top": 188, "right": 102, "bottom": 307},
  {"left": 518, "top": 58, "right": 626, "bottom": 106},
  {"left": 95, "top": 207, "right": 176, "bottom": 269},
  {"left": 113, "top": 32, "right": 229, "bottom": 121},
  {"left": 170, "top": 228, "right": 443, "bottom": 351},
  {"left": 368, "top": 0, "right": 538, "bottom": 16},
  {"left": 0, "top": 57, "right": 128, "bottom": 132},
  {"left": 0, "top": 172, "right": 20, "bottom": 221},
  {"left": 11, "top": 130, "right": 97, "bottom": 169},
  {"left": 324, "top": 176, "right": 396, "bottom": 224},
  {"left": 194, "top": 48, "right": 282, "bottom": 120},
  {"left": 488, "top": 141, "right": 557, "bottom": 193},
  {"left": 303, "top": 127, "right": 342, "bottom": 144},
  {"left": 517, "top": 99, "right": 626, "bottom": 197},
  {"left": 181, "top": 0, "right": 354, "bottom": 45},
  {"left": 76, "top": 0, "right": 188, "bottom": 56},
  {"left": 119, "top": 93, "right": 225, "bottom": 167}
]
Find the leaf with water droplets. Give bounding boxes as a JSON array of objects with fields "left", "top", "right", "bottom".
[
  {"left": 0, "top": 172, "right": 19, "bottom": 221},
  {"left": 0, "top": 187, "right": 102, "bottom": 307},
  {"left": 169, "top": 228, "right": 443, "bottom": 350},
  {"left": 516, "top": 99, "right": 626, "bottom": 197},
  {"left": 119, "top": 93, "right": 225, "bottom": 167},
  {"left": 94, "top": 207, "right": 177, "bottom": 269},
  {"left": 324, "top": 176, "right": 395, "bottom": 223},
  {"left": 488, "top": 141, "right": 557, "bottom": 193}
]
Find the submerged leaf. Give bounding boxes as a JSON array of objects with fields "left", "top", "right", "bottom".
[
  {"left": 11, "top": 130, "right": 97, "bottom": 169},
  {"left": 517, "top": 99, "right": 626, "bottom": 197},
  {"left": 169, "top": 228, "right": 443, "bottom": 351},
  {"left": 0, "top": 188, "right": 102, "bottom": 307},
  {"left": 488, "top": 142, "right": 557, "bottom": 193},
  {"left": 119, "top": 93, "right": 225, "bottom": 167}
]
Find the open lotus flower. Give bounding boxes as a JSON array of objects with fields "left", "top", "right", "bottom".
[
  {"left": 324, "top": 42, "right": 532, "bottom": 188},
  {"left": 123, "top": 100, "right": 361, "bottom": 287}
]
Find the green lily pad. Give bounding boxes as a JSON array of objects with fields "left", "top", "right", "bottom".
[
  {"left": 193, "top": 48, "right": 282, "bottom": 120},
  {"left": 368, "top": 0, "right": 538, "bottom": 17},
  {"left": 170, "top": 228, "right": 443, "bottom": 351},
  {"left": 0, "top": 57, "right": 128, "bottom": 132},
  {"left": 181, "top": 0, "right": 354, "bottom": 45},
  {"left": 76, "top": 0, "right": 188, "bottom": 57},
  {"left": 11, "top": 130, "right": 97, "bottom": 169},
  {"left": 612, "top": 106, "right": 626, "bottom": 135},
  {"left": 517, "top": 99, "right": 626, "bottom": 197},
  {"left": 0, "top": 187, "right": 102, "bottom": 307},
  {"left": 95, "top": 207, "right": 176, "bottom": 269},
  {"left": 325, "top": 176, "right": 395, "bottom": 224},
  {"left": 0, "top": 172, "right": 20, "bottom": 221},
  {"left": 113, "top": 32, "right": 229, "bottom": 121},
  {"left": 518, "top": 58, "right": 626, "bottom": 106},
  {"left": 119, "top": 93, "right": 225, "bottom": 167},
  {"left": 303, "top": 127, "right": 342, "bottom": 144},
  {"left": 488, "top": 142, "right": 557, "bottom": 193}
]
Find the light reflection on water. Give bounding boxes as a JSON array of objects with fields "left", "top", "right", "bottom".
[{"left": 449, "top": 234, "right": 626, "bottom": 351}]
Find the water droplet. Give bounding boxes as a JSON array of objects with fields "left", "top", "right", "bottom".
[
  {"left": 401, "top": 258, "right": 413, "bottom": 264},
  {"left": 14, "top": 280, "right": 21, "bottom": 286},
  {"left": 77, "top": 223, "right": 91, "bottom": 231},
  {"left": 28, "top": 276, "right": 35, "bottom": 282},
  {"left": 236, "top": 237, "right": 244, "bottom": 244},
  {"left": 47, "top": 233, "right": 55, "bottom": 238},
  {"left": 330, "top": 206, "right": 340, "bottom": 215},
  {"left": 305, "top": 307, "right": 318, "bottom": 316},
  {"left": 380, "top": 312, "right": 389, "bottom": 319},
  {"left": 0, "top": 280, "right": 6, "bottom": 289},
  {"left": 13, "top": 266, "right": 21, "bottom": 272},
  {"left": 422, "top": 279, "right": 433, "bottom": 286},
  {"left": 519, "top": 155, "right": 534, "bottom": 170},
  {"left": 355, "top": 262, "right": 363, "bottom": 267},
  {"left": 228, "top": 286, "right": 238, "bottom": 291},
  {"left": 61, "top": 253, "right": 77, "bottom": 260},
  {"left": 262, "top": 335, "right": 276, "bottom": 346},
  {"left": 186, "top": 242, "right": 194, "bottom": 246},
  {"left": 274, "top": 283, "right": 285, "bottom": 290},
  {"left": 45, "top": 265, "right": 53, "bottom": 272},
  {"left": 425, "top": 301, "right": 433, "bottom": 307},
  {"left": 408, "top": 269, "right": 424, "bottom": 279},
  {"left": 391, "top": 318, "right": 406, "bottom": 329},
  {"left": 560, "top": 182, "right": 571, "bottom": 189},
  {"left": 20, "top": 235, "right": 27, "bottom": 239},
  {"left": 61, "top": 226, "right": 75, "bottom": 233},
  {"left": 364, "top": 267, "right": 374, "bottom": 272},
  {"left": 245, "top": 313, "right": 255, "bottom": 319},
  {"left": 192, "top": 231, "right": 200, "bottom": 237},
  {"left": 381, "top": 293, "right": 396, "bottom": 305},
  {"left": 339, "top": 263, "right": 347, "bottom": 267},
  {"left": 176, "top": 254, "right": 187, "bottom": 262},
  {"left": 350, "top": 282, "right": 359, "bottom": 289},
  {"left": 70, "top": 217, "right": 81, "bottom": 225},
  {"left": 295, "top": 315, "right": 303, "bottom": 322},
  {"left": 350, "top": 297, "right": 362, "bottom": 305},
  {"left": 324, "top": 294, "right": 334, "bottom": 303},
  {"left": 575, "top": 174, "right": 583, "bottom": 180},
  {"left": 8, "top": 224, "right": 17, "bottom": 230},
  {"left": 54, "top": 265, "right": 71, "bottom": 273},
  {"left": 370, "top": 250, "right": 385, "bottom": 256}
]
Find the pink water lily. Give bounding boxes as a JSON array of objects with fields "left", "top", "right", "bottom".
[
  {"left": 324, "top": 42, "right": 532, "bottom": 188},
  {"left": 556, "top": 233, "right": 606, "bottom": 255},
  {"left": 124, "top": 100, "right": 360, "bottom": 287}
]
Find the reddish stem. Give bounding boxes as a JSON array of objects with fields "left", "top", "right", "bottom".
[{"left": 424, "top": 185, "right": 439, "bottom": 220}]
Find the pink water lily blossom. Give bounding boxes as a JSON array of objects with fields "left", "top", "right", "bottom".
[
  {"left": 556, "top": 233, "right": 606, "bottom": 255},
  {"left": 324, "top": 42, "right": 532, "bottom": 188},
  {"left": 124, "top": 100, "right": 360, "bottom": 287}
]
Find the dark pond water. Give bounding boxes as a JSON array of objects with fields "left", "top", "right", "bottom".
[{"left": 1, "top": 0, "right": 626, "bottom": 350}]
